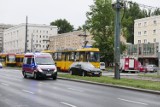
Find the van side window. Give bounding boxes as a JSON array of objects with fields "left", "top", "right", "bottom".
[{"left": 27, "top": 58, "right": 32, "bottom": 64}]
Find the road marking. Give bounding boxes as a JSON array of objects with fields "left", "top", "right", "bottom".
[
  {"left": 1, "top": 83, "right": 9, "bottom": 86},
  {"left": 68, "top": 88, "right": 84, "bottom": 92},
  {"left": 61, "top": 102, "right": 77, "bottom": 107},
  {"left": 22, "top": 90, "right": 34, "bottom": 94},
  {"left": 118, "top": 98, "right": 148, "bottom": 105}
]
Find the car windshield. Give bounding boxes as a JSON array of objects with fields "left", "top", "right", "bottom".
[{"left": 35, "top": 57, "right": 54, "bottom": 65}]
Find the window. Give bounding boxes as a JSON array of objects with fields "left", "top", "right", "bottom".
[
  {"left": 138, "top": 31, "right": 141, "bottom": 35},
  {"left": 138, "top": 40, "right": 141, "bottom": 44},
  {"left": 144, "top": 39, "right": 147, "bottom": 43},
  {"left": 153, "top": 29, "right": 156, "bottom": 34},
  {"left": 153, "top": 38, "right": 156, "bottom": 42},
  {"left": 144, "top": 31, "right": 147, "bottom": 35},
  {"left": 153, "top": 20, "right": 157, "bottom": 24},
  {"left": 144, "top": 22, "right": 147, "bottom": 26},
  {"left": 27, "top": 58, "right": 32, "bottom": 64},
  {"left": 138, "top": 23, "right": 141, "bottom": 27}
]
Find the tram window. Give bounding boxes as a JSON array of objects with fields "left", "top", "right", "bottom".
[
  {"left": 79, "top": 52, "right": 85, "bottom": 61},
  {"left": 54, "top": 53, "right": 58, "bottom": 60},
  {"left": 69, "top": 52, "right": 75, "bottom": 61},
  {"left": 65, "top": 53, "right": 69, "bottom": 61},
  {"left": 75, "top": 52, "right": 80, "bottom": 61},
  {"left": 57, "top": 52, "right": 62, "bottom": 61}
]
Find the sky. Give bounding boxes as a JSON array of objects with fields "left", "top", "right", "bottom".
[{"left": 0, "top": 0, "right": 160, "bottom": 29}]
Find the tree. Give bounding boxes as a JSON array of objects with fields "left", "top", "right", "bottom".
[
  {"left": 152, "top": 8, "right": 160, "bottom": 16},
  {"left": 86, "top": 0, "right": 120, "bottom": 65},
  {"left": 50, "top": 19, "right": 74, "bottom": 34}
]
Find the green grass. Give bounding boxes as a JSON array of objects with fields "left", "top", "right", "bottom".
[
  {"left": 58, "top": 74, "right": 160, "bottom": 91},
  {"left": 138, "top": 74, "right": 160, "bottom": 78}
]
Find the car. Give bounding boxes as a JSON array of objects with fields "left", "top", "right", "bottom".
[
  {"left": 145, "top": 64, "right": 158, "bottom": 72},
  {"left": 100, "top": 62, "right": 105, "bottom": 70},
  {"left": 22, "top": 53, "right": 57, "bottom": 80},
  {"left": 68, "top": 62, "right": 102, "bottom": 77},
  {"left": 0, "top": 62, "right": 2, "bottom": 68}
]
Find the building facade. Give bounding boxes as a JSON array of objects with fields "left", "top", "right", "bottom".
[
  {"left": 134, "top": 15, "right": 160, "bottom": 44},
  {"left": 125, "top": 15, "right": 160, "bottom": 66},
  {"left": 49, "top": 31, "right": 94, "bottom": 51},
  {"left": 3, "top": 24, "right": 57, "bottom": 53},
  {"left": 0, "top": 24, "right": 13, "bottom": 52}
]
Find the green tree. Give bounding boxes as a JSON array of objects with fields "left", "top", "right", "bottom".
[
  {"left": 152, "top": 8, "right": 160, "bottom": 15},
  {"left": 122, "top": 2, "right": 147, "bottom": 43},
  {"left": 50, "top": 19, "right": 74, "bottom": 34},
  {"left": 86, "top": 0, "right": 117, "bottom": 65}
]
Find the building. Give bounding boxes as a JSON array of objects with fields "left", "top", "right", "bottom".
[
  {"left": 49, "top": 31, "right": 94, "bottom": 51},
  {"left": 125, "top": 15, "right": 160, "bottom": 66},
  {"left": 3, "top": 24, "right": 57, "bottom": 53},
  {"left": 134, "top": 15, "right": 160, "bottom": 44},
  {"left": 0, "top": 24, "right": 13, "bottom": 52},
  {"left": 49, "top": 30, "right": 127, "bottom": 51}
]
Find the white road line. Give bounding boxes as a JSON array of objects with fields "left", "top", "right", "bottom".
[
  {"left": 22, "top": 90, "right": 34, "bottom": 94},
  {"left": 1, "top": 83, "right": 9, "bottom": 86},
  {"left": 118, "top": 98, "right": 148, "bottom": 105},
  {"left": 67, "top": 88, "right": 84, "bottom": 92},
  {"left": 61, "top": 102, "right": 77, "bottom": 107}
]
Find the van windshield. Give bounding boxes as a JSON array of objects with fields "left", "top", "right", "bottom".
[{"left": 35, "top": 57, "right": 54, "bottom": 65}]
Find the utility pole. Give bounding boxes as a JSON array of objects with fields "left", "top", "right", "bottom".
[
  {"left": 78, "top": 22, "right": 88, "bottom": 48},
  {"left": 112, "top": 0, "right": 123, "bottom": 79},
  {"left": 25, "top": 16, "right": 28, "bottom": 53}
]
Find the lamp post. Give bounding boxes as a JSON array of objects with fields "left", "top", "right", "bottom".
[
  {"left": 24, "top": 16, "right": 28, "bottom": 53},
  {"left": 112, "top": 0, "right": 123, "bottom": 79}
]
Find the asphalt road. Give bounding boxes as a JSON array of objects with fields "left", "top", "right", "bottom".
[{"left": 0, "top": 68, "right": 159, "bottom": 107}]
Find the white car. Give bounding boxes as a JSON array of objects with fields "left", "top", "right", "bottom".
[{"left": 145, "top": 64, "right": 158, "bottom": 72}]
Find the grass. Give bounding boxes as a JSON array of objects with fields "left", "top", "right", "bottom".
[
  {"left": 58, "top": 74, "right": 160, "bottom": 91},
  {"left": 138, "top": 73, "right": 160, "bottom": 78}
]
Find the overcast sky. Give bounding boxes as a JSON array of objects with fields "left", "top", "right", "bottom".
[{"left": 0, "top": 0, "right": 159, "bottom": 29}]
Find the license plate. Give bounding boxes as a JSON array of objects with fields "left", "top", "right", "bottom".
[
  {"left": 94, "top": 72, "right": 99, "bottom": 74},
  {"left": 46, "top": 74, "right": 51, "bottom": 76}
]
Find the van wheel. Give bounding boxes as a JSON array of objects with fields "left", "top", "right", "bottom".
[
  {"left": 22, "top": 71, "right": 27, "bottom": 78},
  {"left": 53, "top": 76, "right": 57, "bottom": 80},
  {"left": 34, "top": 72, "right": 39, "bottom": 80}
]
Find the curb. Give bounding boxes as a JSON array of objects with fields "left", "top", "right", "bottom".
[{"left": 58, "top": 77, "right": 160, "bottom": 95}]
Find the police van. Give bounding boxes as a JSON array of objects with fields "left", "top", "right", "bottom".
[{"left": 22, "top": 53, "right": 57, "bottom": 80}]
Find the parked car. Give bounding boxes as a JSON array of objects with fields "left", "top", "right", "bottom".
[
  {"left": 68, "top": 62, "right": 102, "bottom": 77},
  {"left": 100, "top": 62, "right": 105, "bottom": 70},
  {"left": 0, "top": 62, "right": 2, "bottom": 68},
  {"left": 145, "top": 64, "right": 158, "bottom": 72}
]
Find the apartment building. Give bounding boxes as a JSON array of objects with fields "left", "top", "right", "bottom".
[
  {"left": 49, "top": 31, "right": 94, "bottom": 51},
  {"left": 134, "top": 15, "right": 160, "bottom": 44},
  {"left": 3, "top": 24, "right": 57, "bottom": 53},
  {"left": 0, "top": 24, "right": 13, "bottom": 52}
]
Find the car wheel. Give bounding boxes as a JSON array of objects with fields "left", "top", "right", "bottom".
[
  {"left": 34, "top": 72, "right": 39, "bottom": 80},
  {"left": 22, "top": 71, "right": 27, "bottom": 78},
  {"left": 53, "top": 75, "right": 57, "bottom": 80}
]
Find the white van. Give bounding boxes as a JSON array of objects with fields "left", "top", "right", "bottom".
[{"left": 22, "top": 53, "right": 57, "bottom": 80}]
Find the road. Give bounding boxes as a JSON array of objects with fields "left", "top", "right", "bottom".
[{"left": 0, "top": 68, "right": 159, "bottom": 107}]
